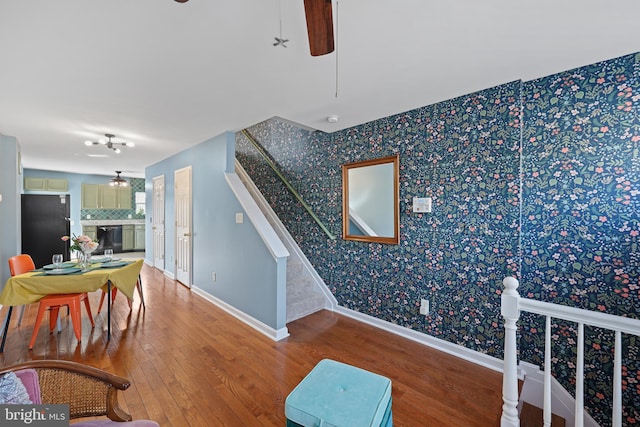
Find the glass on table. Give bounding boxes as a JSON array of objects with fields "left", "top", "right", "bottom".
[
  {"left": 52, "top": 254, "right": 63, "bottom": 271},
  {"left": 104, "top": 249, "right": 114, "bottom": 262}
]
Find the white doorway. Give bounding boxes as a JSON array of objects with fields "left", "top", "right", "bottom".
[
  {"left": 152, "top": 175, "right": 165, "bottom": 270},
  {"left": 174, "top": 166, "right": 192, "bottom": 287}
]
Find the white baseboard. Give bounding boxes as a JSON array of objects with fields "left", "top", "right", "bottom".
[
  {"left": 334, "top": 306, "right": 507, "bottom": 374},
  {"left": 192, "top": 286, "right": 290, "bottom": 341},
  {"left": 518, "top": 361, "right": 600, "bottom": 427}
]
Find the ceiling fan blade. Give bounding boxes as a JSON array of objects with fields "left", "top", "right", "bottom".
[{"left": 303, "top": 0, "right": 334, "bottom": 56}]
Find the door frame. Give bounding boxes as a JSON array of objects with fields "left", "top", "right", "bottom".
[
  {"left": 152, "top": 175, "right": 165, "bottom": 271},
  {"left": 174, "top": 166, "right": 192, "bottom": 287}
]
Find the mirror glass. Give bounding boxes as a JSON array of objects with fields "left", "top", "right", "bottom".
[{"left": 342, "top": 155, "right": 399, "bottom": 244}]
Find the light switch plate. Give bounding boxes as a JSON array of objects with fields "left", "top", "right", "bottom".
[
  {"left": 413, "top": 197, "right": 432, "bottom": 213},
  {"left": 235, "top": 213, "right": 244, "bottom": 224}
]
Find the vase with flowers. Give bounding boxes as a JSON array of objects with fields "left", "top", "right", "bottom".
[{"left": 61, "top": 234, "right": 99, "bottom": 270}]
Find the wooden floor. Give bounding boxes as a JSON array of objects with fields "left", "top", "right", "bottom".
[{"left": 0, "top": 263, "right": 504, "bottom": 426}]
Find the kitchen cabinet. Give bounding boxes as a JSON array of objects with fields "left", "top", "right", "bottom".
[
  {"left": 82, "top": 226, "right": 97, "bottom": 241},
  {"left": 117, "top": 187, "right": 132, "bottom": 210},
  {"left": 24, "top": 178, "right": 47, "bottom": 191},
  {"left": 134, "top": 224, "right": 145, "bottom": 250},
  {"left": 100, "top": 187, "right": 118, "bottom": 209},
  {"left": 46, "top": 179, "right": 69, "bottom": 192},
  {"left": 122, "top": 225, "right": 135, "bottom": 251},
  {"left": 24, "top": 177, "right": 68, "bottom": 192},
  {"left": 81, "top": 184, "right": 131, "bottom": 209},
  {"left": 82, "top": 184, "right": 100, "bottom": 209}
]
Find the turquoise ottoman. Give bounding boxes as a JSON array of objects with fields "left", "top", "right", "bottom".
[{"left": 285, "top": 359, "right": 393, "bottom": 427}]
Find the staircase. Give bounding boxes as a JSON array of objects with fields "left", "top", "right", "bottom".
[
  {"left": 235, "top": 161, "right": 333, "bottom": 323},
  {"left": 286, "top": 257, "right": 328, "bottom": 322},
  {"left": 520, "top": 402, "right": 566, "bottom": 427},
  {"left": 501, "top": 277, "right": 640, "bottom": 427}
]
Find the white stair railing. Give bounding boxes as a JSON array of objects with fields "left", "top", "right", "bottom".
[{"left": 501, "top": 276, "right": 640, "bottom": 427}]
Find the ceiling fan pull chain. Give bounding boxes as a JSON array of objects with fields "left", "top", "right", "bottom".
[
  {"left": 279, "top": 0, "right": 283, "bottom": 39},
  {"left": 273, "top": 0, "right": 289, "bottom": 48},
  {"left": 335, "top": 0, "right": 339, "bottom": 98}
]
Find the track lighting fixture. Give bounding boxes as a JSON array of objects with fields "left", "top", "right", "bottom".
[{"left": 85, "top": 134, "right": 134, "bottom": 154}]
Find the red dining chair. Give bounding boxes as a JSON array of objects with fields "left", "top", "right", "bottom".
[
  {"left": 8, "top": 254, "right": 68, "bottom": 335},
  {"left": 29, "top": 292, "right": 94, "bottom": 349},
  {"left": 7, "top": 254, "right": 36, "bottom": 327},
  {"left": 3, "top": 255, "right": 40, "bottom": 352},
  {"left": 97, "top": 275, "right": 145, "bottom": 313},
  {"left": 8, "top": 254, "right": 35, "bottom": 277},
  {"left": 14, "top": 254, "right": 95, "bottom": 350}
]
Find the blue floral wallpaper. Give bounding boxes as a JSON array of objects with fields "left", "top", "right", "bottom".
[
  {"left": 236, "top": 52, "right": 639, "bottom": 426},
  {"left": 520, "top": 53, "right": 640, "bottom": 426}
]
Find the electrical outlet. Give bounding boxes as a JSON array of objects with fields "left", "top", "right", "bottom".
[
  {"left": 419, "top": 299, "right": 429, "bottom": 316},
  {"left": 212, "top": 272, "right": 216, "bottom": 282}
]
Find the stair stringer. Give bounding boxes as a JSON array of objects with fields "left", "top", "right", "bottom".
[
  {"left": 235, "top": 160, "right": 337, "bottom": 322},
  {"left": 518, "top": 361, "right": 600, "bottom": 427}
]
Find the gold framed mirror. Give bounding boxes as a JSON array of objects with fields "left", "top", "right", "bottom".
[{"left": 342, "top": 154, "right": 399, "bottom": 244}]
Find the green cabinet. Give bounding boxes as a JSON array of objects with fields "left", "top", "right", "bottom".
[
  {"left": 24, "top": 177, "right": 47, "bottom": 191},
  {"left": 134, "top": 225, "right": 145, "bottom": 250},
  {"left": 81, "top": 184, "right": 131, "bottom": 209},
  {"left": 117, "top": 187, "right": 132, "bottom": 210},
  {"left": 122, "top": 225, "right": 135, "bottom": 251},
  {"left": 82, "top": 226, "right": 97, "bottom": 241},
  {"left": 100, "top": 186, "right": 119, "bottom": 209},
  {"left": 46, "top": 178, "right": 69, "bottom": 192},
  {"left": 82, "top": 184, "right": 100, "bottom": 209},
  {"left": 25, "top": 177, "right": 68, "bottom": 192}
]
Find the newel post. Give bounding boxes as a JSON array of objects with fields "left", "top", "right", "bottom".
[{"left": 501, "top": 276, "right": 521, "bottom": 427}]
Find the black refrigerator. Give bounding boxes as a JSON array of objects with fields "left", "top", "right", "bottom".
[{"left": 21, "top": 194, "right": 71, "bottom": 268}]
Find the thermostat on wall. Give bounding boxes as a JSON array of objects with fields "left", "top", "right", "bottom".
[{"left": 413, "top": 197, "right": 432, "bottom": 213}]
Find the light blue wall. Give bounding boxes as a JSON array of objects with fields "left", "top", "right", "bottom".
[
  {"left": 145, "top": 132, "right": 282, "bottom": 329},
  {"left": 0, "top": 135, "right": 21, "bottom": 286}
]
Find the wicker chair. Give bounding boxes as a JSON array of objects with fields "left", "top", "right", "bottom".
[{"left": 0, "top": 360, "right": 157, "bottom": 425}]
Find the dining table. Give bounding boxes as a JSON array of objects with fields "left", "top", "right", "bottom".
[{"left": 0, "top": 257, "right": 144, "bottom": 352}]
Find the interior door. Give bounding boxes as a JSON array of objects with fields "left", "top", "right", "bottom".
[
  {"left": 21, "top": 194, "right": 71, "bottom": 268},
  {"left": 152, "top": 175, "right": 165, "bottom": 270},
  {"left": 174, "top": 166, "right": 192, "bottom": 287}
]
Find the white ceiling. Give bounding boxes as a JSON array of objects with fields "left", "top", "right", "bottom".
[{"left": 1, "top": 0, "right": 639, "bottom": 179}]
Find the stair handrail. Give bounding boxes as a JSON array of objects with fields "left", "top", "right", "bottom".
[
  {"left": 501, "top": 276, "right": 640, "bottom": 427},
  {"left": 240, "top": 129, "right": 337, "bottom": 240}
]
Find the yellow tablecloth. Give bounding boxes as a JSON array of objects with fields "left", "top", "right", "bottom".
[{"left": 0, "top": 259, "right": 143, "bottom": 306}]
